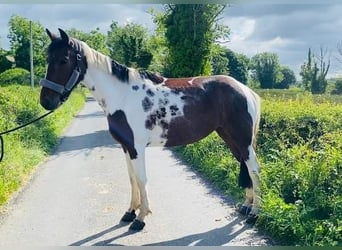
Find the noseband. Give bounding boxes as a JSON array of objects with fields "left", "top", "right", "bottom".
[{"left": 40, "top": 39, "right": 85, "bottom": 102}]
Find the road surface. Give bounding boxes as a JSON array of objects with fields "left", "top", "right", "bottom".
[{"left": 0, "top": 97, "right": 271, "bottom": 246}]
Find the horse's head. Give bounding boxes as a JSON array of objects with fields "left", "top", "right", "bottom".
[{"left": 40, "top": 28, "right": 87, "bottom": 110}]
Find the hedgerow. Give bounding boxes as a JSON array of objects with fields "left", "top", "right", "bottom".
[
  {"left": 0, "top": 85, "right": 85, "bottom": 205},
  {"left": 176, "top": 93, "right": 342, "bottom": 246}
]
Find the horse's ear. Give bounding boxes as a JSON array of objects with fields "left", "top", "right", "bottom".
[
  {"left": 58, "top": 28, "right": 69, "bottom": 44},
  {"left": 46, "top": 28, "right": 57, "bottom": 40}
]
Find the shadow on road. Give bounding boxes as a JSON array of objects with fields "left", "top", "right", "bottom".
[
  {"left": 56, "top": 130, "right": 120, "bottom": 153},
  {"left": 70, "top": 217, "right": 257, "bottom": 246},
  {"left": 144, "top": 218, "right": 250, "bottom": 246},
  {"left": 69, "top": 222, "right": 138, "bottom": 246}
]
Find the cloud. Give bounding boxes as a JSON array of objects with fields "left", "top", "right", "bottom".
[
  {"left": 1, "top": 3, "right": 342, "bottom": 78},
  {"left": 223, "top": 3, "right": 342, "bottom": 77}
]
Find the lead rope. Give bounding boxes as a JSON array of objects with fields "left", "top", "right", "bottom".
[{"left": 0, "top": 110, "right": 54, "bottom": 162}]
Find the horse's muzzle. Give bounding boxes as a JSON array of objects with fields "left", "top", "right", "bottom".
[{"left": 40, "top": 89, "right": 61, "bottom": 111}]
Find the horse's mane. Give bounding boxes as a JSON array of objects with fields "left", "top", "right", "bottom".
[
  {"left": 81, "top": 40, "right": 165, "bottom": 85},
  {"left": 138, "top": 70, "right": 164, "bottom": 85}
]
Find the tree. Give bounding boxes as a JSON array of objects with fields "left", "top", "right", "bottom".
[
  {"left": 163, "top": 4, "right": 227, "bottom": 77},
  {"left": 211, "top": 44, "right": 229, "bottom": 75},
  {"left": 300, "top": 47, "right": 330, "bottom": 94},
  {"left": 107, "top": 22, "right": 153, "bottom": 69},
  {"left": 225, "top": 49, "right": 249, "bottom": 84},
  {"left": 250, "top": 52, "right": 282, "bottom": 89},
  {"left": 8, "top": 15, "right": 49, "bottom": 78},
  {"left": 67, "top": 28, "right": 109, "bottom": 56},
  {"left": 274, "top": 66, "right": 296, "bottom": 89},
  {"left": 0, "top": 48, "right": 13, "bottom": 73}
]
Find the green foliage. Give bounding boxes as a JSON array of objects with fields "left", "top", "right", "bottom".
[
  {"left": 331, "top": 79, "right": 342, "bottom": 95},
  {"left": 300, "top": 47, "right": 330, "bottom": 94},
  {"left": 0, "top": 85, "right": 85, "bottom": 205},
  {"left": 226, "top": 48, "right": 249, "bottom": 84},
  {"left": 148, "top": 8, "right": 170, "bottom": 74},
  {"left": 274, "top": 66, "right": 297, "bottom": 89},
  {"left": 8, "top": 15, "right": 49, "bottom": 79},
  {"left": 67, "top": 27, "right": 109, "bottom": 56},
  {"left": 250, "top": 52, "right": 283, "bottom": 89},
  {"left": 163, "top": 4, "right": 227, "bottom": 77},
  {"left": 176, "top": 93, "right": 342, "bottom": 246},
  {"left": 107, "top": 22, "right": 153, "bottom": 69},
  {"left": 0, "top": 49, "right": 12, "bottom": 74},
  {"left": 211, "top": 44, "right": 229, "bottom": 75},
  {"left": 0, "top": 68, "right": 31, "bottom": 86}
]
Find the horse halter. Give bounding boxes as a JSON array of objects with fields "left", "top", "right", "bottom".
[{"left": 40, "top": 38, "right": 85, "bottom": 102}]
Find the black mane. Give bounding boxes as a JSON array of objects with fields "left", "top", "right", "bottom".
[
  {"left": 139, "top": 70, "right": 164, "bottom": 84},
  {"left": 111, "top": 60, "right": 129, "bottom": 83}
]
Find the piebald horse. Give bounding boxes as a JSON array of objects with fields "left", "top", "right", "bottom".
[{"left": 40, "top": 29, "right": 262, "bottom": 231}]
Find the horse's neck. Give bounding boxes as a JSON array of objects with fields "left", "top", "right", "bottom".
[{"left": 82, "top": 48, "right": 130, "bottom": 113}]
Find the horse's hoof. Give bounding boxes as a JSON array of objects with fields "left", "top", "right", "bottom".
[
  {"left": 121, "top": 210, "right": 136, "bottom": 222},
  {"left": 245, "top": 213, "right": 258, "bottom": 224},
  {"left": 237, "top": 205, "right": 252, "bottom": 216},
  {"left": 129, "top": 219, "right": 145, "bottom": 231}
]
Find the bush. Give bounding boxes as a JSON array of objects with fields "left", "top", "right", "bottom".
[
  {"left": 0, "top": 68, "right": 31, "bottom": 86},
  {"left": 176, "top": 94, "right": 342, "bottom": 246},
  {"left": 331, "top": 79, "right": 342, "bottom": 95}
]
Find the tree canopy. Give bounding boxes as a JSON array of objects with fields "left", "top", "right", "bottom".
[{"left": 162, "top": 4, "right": 227, "bottom": 77}]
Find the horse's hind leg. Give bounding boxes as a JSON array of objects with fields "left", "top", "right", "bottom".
[
  {"left": 216, "top": 127, "right": 260, "bottom": 223},
  {"left": 244, "top": 145, "right": 261, "bottom": 223}
]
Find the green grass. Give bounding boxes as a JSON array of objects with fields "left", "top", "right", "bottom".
[
  {"left": 175, "top": 93, "right": 342, "bottom": 246},
  {"left": 0, "top": 85, "right": 86, "bottom": 205}
]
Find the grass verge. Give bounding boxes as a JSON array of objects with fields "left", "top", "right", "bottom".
[{"left": 0, "top": 85, "right": 86, "bottom": 205}]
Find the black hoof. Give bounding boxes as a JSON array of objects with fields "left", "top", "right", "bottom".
[
  {"left": 245, "top": 213, "right": 258, "bottom": 224},
  {"left": 121, "top": 210, "right": 136, "bottom": 222},
  {"left": 238, "top": 205, "right": 252, "bottom": 216},
  {"left": 129, "top": 219, "right": 145, "bottom": 231}
]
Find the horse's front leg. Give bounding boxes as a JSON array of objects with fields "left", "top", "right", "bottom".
[
  {"left": 127, "top": 146, "right": 151, "bottom": 231},
  {"left": 121, "top": 152, "right": 140, "bottom": 223}
]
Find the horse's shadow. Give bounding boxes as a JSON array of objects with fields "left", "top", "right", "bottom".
[
  {"left": 69, "top": 217, "right": 264, "bottom": 246},
  {"left": 69, "top": 221, "right": 136, "bottom": 246}
]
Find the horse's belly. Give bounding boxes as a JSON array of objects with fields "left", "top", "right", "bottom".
[{"left": 164, "top": 116, "right": 216, "bottom": 147}]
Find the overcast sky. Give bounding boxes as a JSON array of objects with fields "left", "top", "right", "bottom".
[{"left": 1, "top": 3, "right": 342, "bottom": 78}]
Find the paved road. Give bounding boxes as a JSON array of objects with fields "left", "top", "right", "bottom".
[{"left": 0, "top": 97, "right": 271, "bottom": 246}]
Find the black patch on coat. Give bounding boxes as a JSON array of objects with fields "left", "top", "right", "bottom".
[
  {"left": 169, "top": 105, "right": 179, "bottom": 116},
  {"left": 146, "top": 89, "right": 155, "bottom": 97},
  {"left": 142, "top": 84, "right": 146, "bottom": 90},
  {"left": 158, "top": 98, "right": 169, "bottom": 107},
  {"left": 111, "top": 60, "right": 129, "bottom": 82},
  {"left": 107, "top": 110, "right": 137, "bottom": 159},
  {"left": 145, "top": 113, "right": 157, "bottom": 130},
  {"left": 132, "top": 85, "right": 139, "bottom": 91},
  {"left": 90, "top": 86, "right": 96, "bottom": 91},
  {"left": 142, "top": 97, "right": 154, "bottom": 112},
  {"left": 171, "top": 89, "right": 181, "bottom": 95}
]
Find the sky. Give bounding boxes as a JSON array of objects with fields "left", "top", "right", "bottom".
[{"left": 0, "top": 2, "right": 342, "bottom": 78}]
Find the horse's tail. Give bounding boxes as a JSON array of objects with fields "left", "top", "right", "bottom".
[
  {"left": 239, "top": 89, "right": 260, "bottom": 188},
  {"left": 251, "top": 90, "right": 261, "bottom": 149}
]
